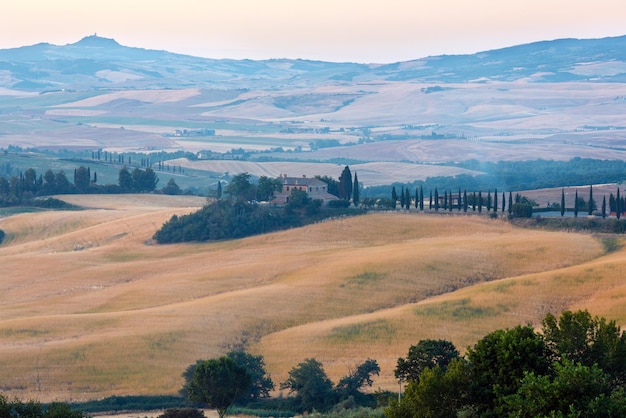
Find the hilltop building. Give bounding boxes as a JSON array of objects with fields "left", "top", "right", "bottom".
[{"left": 272, "top": 174, "right": 339, "bottom": 205}]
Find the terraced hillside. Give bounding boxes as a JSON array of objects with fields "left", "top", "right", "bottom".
[{"left": 0, "top": 194, "right": 624, "bottom": 402}]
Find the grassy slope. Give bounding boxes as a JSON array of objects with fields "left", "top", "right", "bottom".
[{"left": 0, "top": 194, "right": 623, "bottom": 402}]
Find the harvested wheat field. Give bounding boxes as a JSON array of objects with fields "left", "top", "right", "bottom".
[{"left": 0, "top": 194, "right": 625, "bottom": 402}]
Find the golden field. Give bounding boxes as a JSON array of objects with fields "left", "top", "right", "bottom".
[{"left": 1, "top": 194, "right": 625, "bottom": 402}]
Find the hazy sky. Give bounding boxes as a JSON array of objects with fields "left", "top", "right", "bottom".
[{"left": 2, "top": 0, "right": 625, "bottom": 63}]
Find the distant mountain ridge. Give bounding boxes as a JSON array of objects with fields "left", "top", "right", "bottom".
[{"left": 1, "top": 34, "right": 626, "bottom": 91}]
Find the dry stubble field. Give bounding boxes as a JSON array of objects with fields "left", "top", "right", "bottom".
[{"left": 1, "top": 194, "right": 626, "bottom": 403}]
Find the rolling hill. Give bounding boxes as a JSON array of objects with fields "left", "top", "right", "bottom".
[{"left": 1, "top": 195, "right": 625, "bottom": 402}]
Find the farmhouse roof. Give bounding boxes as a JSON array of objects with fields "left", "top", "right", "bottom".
[{"left": 279, "top": 174, "right": 326, "bottom": 187}]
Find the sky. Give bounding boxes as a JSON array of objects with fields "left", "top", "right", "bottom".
[{"left": 2, "top": 0, "right": 626, "bottom": 63}]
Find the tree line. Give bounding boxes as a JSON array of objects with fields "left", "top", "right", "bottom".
[
  {"left": 165, "top": 310, "right": 626, "bottom": 418},
  {"left": 0, "top": 165, "right": 163, "bottom": 206}
]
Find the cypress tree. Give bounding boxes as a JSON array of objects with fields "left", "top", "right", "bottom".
[
  {"left": 217, "top": 181, "right": 222, "bottom": 198},
  {"left": 419, "top": 186, "right": 424, "bottom": 210},
  {"left": 561, "top": 188, "right": 565, "bottom": 217},
  {"left": 391, "top": 186, "right": 397, "bottom": 209},
  {"left": 352, "top": 172, "right": 360, "bottom": 206},
  {"left": 478, "top": 191, "right": 483, "bottom": 213},
  {"left": 588, "top": 185, "right": 595, "bottom": 215},
  {"left": 502, "top": 191, "right": 506, "bottom": 213},
  {"left": 487, "top": 190, "right": 492, "bottom": 212},
  {"left": 574, "top": 190, "right": 579, "bottom": 217},
  {"left": 400, "top": 186, "right": 406, "bottom": 208},
  {"left": 602, "top": 195, "right": 607, "bottom": 219},
  {"left": 508, "top": 192, "right": 513, "bottom": 214},
  {"left": 472, "top": 192, "right": 476, "bottom": 211},
  {"left": 443, "top": 190, "right": 448, "bottom": 210},
  {"left": 415, "top": 187, "right": 419, "bottom": 209},
  {"left": 405, "top": 187, "right": 411, "bottom": 210},
  {"left": 434, "top": 188, "right": 439, "bottom": 211},
  {"left": 494, "top": 188, "right": 498, "bottom": 213},
  {"left": 617, "top": 188, "right": 621, "bottom": 220},
  {"left": 429, "top": 190, "right": 432, "bottom": 210}
]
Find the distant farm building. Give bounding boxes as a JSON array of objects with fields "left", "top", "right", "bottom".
[{"left": 272, "top": 174, "right": 339, "bottom": 205}]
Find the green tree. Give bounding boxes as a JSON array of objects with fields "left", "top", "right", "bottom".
[
  {"left": 352, "top": 172, "right": 360, "bottom": 206},
  {"left": 400, "top": 186, "right": 406, "bottom": 208},
  {"left": 508, "top": 191, "right": 513, "bottom": 214},
  {"left": 225, "top": 173, "right": 256, "bottom": 202},
  {"left": 74, "top": 166, "right": 91, "bottom": 192},
  {"left": 256, "top": 176, "right": 282, "bottom": 202},
  {"left": 216, "top": 180, "right": 222, "bottom": 198},
  {"left": 118, "top": 167, "right": 133, "bottom": 192},
  {"left": 602, "top": 195, "right": 607, "bottom": 218},
  {"left": 280, "top": 358, "right": 335, "bottom": 412},
  {"left": 561, "top": 188, "right": 566, "bottom": 217},
  {"left": 395, "top": 339, "right": 460, "bottom": 383},
  {"left": 391, "top": 186, "right": 397, "bottom": 209},
  {"left": 162, "top": 178, "right": 181, "bottom": 195},
  {"left": 338, "top": 166, "right": 353, "bottom": 201},
  {"left": 335, "top": 358, "right": 380, "bottom": 399},
  {"left": 493, "top": 188, "right": 498, "bottom": 213},
  {"left": 574, "top": 190, "right": 579, "bottom": 217},
  {"left": 542, "top": 310, "right": 626, "bottom": 384},
  {"left": 589, "top": 185, "right": 596, "bottom": 215},
  {"left": 466, "top": 325, "right": 549, "bottom": 416},
  {"left": 316, "top": 175, "right": 339, "bottom": 197},
  {"left": 227, "top": 350, "right": 275, "bottom": 401},
  {"left": 498, "top": 359, "right": 623, "bottom": 417},
  {"left": 386, "top": 358, "right": 472, "bottom": 418},
  {"left": 186, "top": 357, "right": 251, "bottom": 418}
]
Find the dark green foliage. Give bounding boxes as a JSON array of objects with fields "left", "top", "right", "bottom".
[
  {"left": 466, "top": 325, "right": 549, "bottom": 416},
  {"left": 162, "top": 178, "right": 181, "bottom": 195},
  {"left": 72, "top": 395, "right": 189, "bottom": 414},
  {"left": 0, "top": 395, "right": 87, "bottom": 417},
  {"left": 281, "top": 358, "right": 335, "bottom": 412},
  {"left": 336, "top": 359, "right": 381, "bottom": 400},
  {"left": 338, "top": 166, "right": 353, "bottom": 201},
  {"left": 353, "top": 172, "right": 360, "bottom": 206},
  {"left": 186, "top": 357, "right": 251, "bottom": 418},
  {"left": 390, "top": 186, "right": 397, "bottom": 209},
  {"left": 328, "top": 199, "right": 350, "bottom": 208},
  {"left": 227, "top": 350, "right": 275, "bottom": 401},
  {"left": 225, "top": 172, "right": 256, "bottom": 202},
  {"left": 511, "top": 203, "right": 533, "bottom": 218},
  {"left": 158, "top": 408, "right": 206, "bottom": 418},
  {"left": 395, "top": 339, "right": 460, "bottom": 383},
  {"left": 257, "top": 176, "right": 282, "bottom": 201}
]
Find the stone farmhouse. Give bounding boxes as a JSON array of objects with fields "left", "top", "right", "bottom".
[{"left": 271, "top": 174, "right": 339, "bottom": 205}]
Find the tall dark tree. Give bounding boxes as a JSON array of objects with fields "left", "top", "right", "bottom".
[
  {"left": 602, "top": 195, "right": 607, "bottom": 218},
  {"left": 391, "top": 186, "right": 397, "bottom": 209},
  {"left": 429, "top": 190, "right": 432, "bottom": 210},
  {"left": 486, "top": 190, "right": 492, "bottom": 212},
  {"left": 419, "top": 186, "right": 424, "bottom": 210},
  {"left": 216, "top": 181, "right": 222, "bottom": 198},
  {"left": 338, "top": 166, "right": 353, "bottom": 201},
  {"left": 478, "top": 191, "right": 483, "bottom": 213},
  {"left": 618, "top": 188, "right": 622, "bottom": 219},
  {"left": 574, "top": 190, "right": 579, "bottom": 217},
  {"left": 588, "top": 185, "right": 596, "bottom": 215},
  {"left": 502, "top": 191, "right": 506, "bottom": 213},
  {"left": 493, "top": 188, "right": 498, "bottom": 213},
  {"left": 400, "top": 186, "right": 406, "bottom": 209},
  {"left": 415, "top": 187, "right": 419, "bottom": 209},
  {"left": 74, "top": 166, "right": 91, "bottom": 192},
  {"left": 561, "top": 188, "right": 566, "bottom": 217},
  {"left": 118, "top": 167, "right": 133, "bottom": 192},
  {"left": 442, "top": 190, "right": 447, "bottom": 210},
  {"left": 352, "top": 172, "right": 360, "bottom": 206},
  {"left": 434, "top": 188, "right": 439, "bottom": 211},
  {"left": 405, "top": 187, "right": 411, "bottom": 210}
]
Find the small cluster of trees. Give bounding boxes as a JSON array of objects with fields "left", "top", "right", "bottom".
[
  {"left": 0, "top": 395, "right": 86, "bottom": 417},
  {"left": 0, "top": 165, "right": 164, "bottom": 206},
  {"left": 387, "top": 310, "right": 626, "bottom": 417},
  {"left": 181, "top": 351, "right": 380, "bottom": 417}
]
